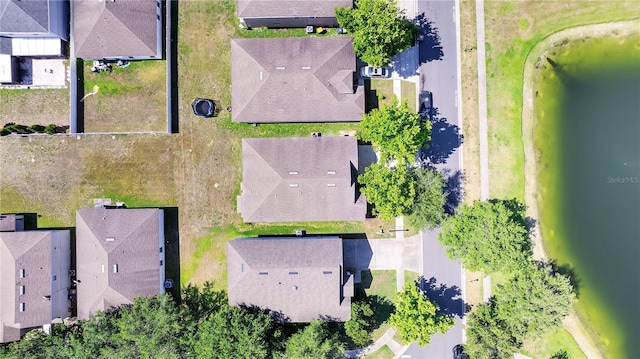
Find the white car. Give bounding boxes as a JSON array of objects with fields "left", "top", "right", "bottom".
[{"left": 360, "top": 66, "right": 391, "bottom": 78}]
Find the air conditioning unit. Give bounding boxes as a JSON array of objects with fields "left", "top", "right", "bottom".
[
  {"left": 295, "top": 230, "right": 306, "bottom": 237},
  {"left": 69, "top": 269, "right": 76, "bottom": 276}
]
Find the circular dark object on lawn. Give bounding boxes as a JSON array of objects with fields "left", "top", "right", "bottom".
[{"left": 191, "top": 98, "right": 215, "bottom": 118}]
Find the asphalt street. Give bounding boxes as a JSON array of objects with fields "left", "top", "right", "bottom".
[{"left": 402, "top": 0, "right": 465, "bottom": 357}]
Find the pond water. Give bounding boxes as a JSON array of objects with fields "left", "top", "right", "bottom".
[{"left": 534, "top": 33, "right": 640, "bottom": 358}]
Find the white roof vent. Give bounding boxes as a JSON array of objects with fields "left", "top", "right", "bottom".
[{"left": 106, "top": 237, "right": 115, "bottom": 242}]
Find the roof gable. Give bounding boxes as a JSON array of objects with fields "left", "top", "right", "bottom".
[
  {"left": 73, "top": 0, "right": 158, "bottom": 59},
  {"left": 0, "top": 0, "right": 49, "bottom": 34},
  {"left": 240, "top": 136, "right": 366, "bottom": 223},
  {"left": 75, "top": 208, "right": 163, "bottom": 319},
  {"left": 227, "top": 237, "right": 351, "bottom": 322},
  {"left": 231, "top": 37, "right": 364, "bottom": 123}
]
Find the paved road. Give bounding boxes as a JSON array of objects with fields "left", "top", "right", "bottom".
[{"left": 402, "top": 0, "right": 465, "bottom": 357}]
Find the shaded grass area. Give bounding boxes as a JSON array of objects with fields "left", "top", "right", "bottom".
[
  {"left": 364, "top": 345, "right": 394, "bottom": 359},
  {"left": 484, "top": 1, "right": 640, "bottom": 200},
  {"left": 520, "top": 326, "right": 587, "bottom": 359},
  {"left": 360, "top": 270, "right": 397, "bottom": 342},
  {"left": 404, "top": 270, "right": 419, "bottom": 288},
  {"left": 0, "top": 88, "right": 69, "bottom": 127},
  {"left": 82, "top": 60, "right": 167, "bottom": 132}
]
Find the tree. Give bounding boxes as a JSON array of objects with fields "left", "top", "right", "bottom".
[
  {"left": 193, "top": 305, "right": 279, "bottom": 359},
  {"left": 1, "top": 324, "right": 74, "bottom": 359},
  {"left": 493, "top": 262, "right": 575, "bottom": 342},
  {"left": 72, "top": 295, "right": 188, "bottom": 358},
  {"left": 335, "top": 0, "right": 419, "bottom": 67},
  {"left": 345, "top": 300, "right": 375, "bottom": 346},
  {"left": 358, "top": 98, "right": 430, "bottom": 165},
  {"left": 550, "top": 350, "right": 570, "bottom": 359},
  {"left": 437, "top": 200, "right": 532, "bottom": 273},
  {"left": 358, "top": 163, "right": 417, "bottom": 219},
  {"left": 465, "top": 302, "right": 520, "bottom": 359},
  {"left": 282, "top": 320, "right": 344, "bottom": 359},
  {"left": 389, "top": 283, "right": 454, "bottom": 346},
  {"left": 406, "top": 167, "right": 447, "bottom": 229}
]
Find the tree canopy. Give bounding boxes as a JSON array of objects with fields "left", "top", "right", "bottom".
[
  {"left": 358, "top": 163, "right": 419, "bottom": 219},
  {"left": 493, "top": 262, "right": 575, "bottom": 342},
  {"left": 344, "top": 300, "right": 375, "bottom": 346},
  {"left": 358, "top": 98, "right": 430, "bottom": 165},
  {"left": 281, "top": 320, "right": 344, "bottom": 359},
  {"left": 437, "top": 199, "right": 532, "bottom": 273},
  {"left": 193, "top": 305, "right": 279, "bottom": 359},
  {"left": 406, "top": 167, "right": 447, "bottom": 229},
  {"left": 389, "top": 283, "right": 454, "bottom": 346},
  {"left": 466, "top": 263, "right": 575, "bottom": 358},
  {"left": 335, "top": 0, "right": 419, "bottom": 67}
]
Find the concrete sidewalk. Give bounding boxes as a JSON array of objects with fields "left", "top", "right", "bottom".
[{"left": 345, "top": 328, "right": 406, "bottom": 358}]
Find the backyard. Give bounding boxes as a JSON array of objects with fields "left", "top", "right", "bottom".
[{"left": 0, "top": 0, "right": 421, "bottom": 293}]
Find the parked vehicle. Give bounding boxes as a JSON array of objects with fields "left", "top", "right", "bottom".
[
  {"left": 419, "top": 91, "right": 433, "bottom": 121},
  {"left": 453, "top": 344, "right": 469, "bottom": 359},
  {"left": 360, "top": 66, "right": 391, "bottom": 78}
]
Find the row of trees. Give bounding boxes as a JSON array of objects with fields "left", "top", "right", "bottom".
[
  {"left": 357, "top": 98, "right": 448, "bottom": 229},
  {"left": 0, "top": 284, "right": 347, "bottom": 359},
  {"left": 437, "top": 200, "right": 576, "bottom": 358}
]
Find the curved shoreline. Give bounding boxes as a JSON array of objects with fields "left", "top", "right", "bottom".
[{"left": 521, "top": 20, "right": 640, "bottom": 359}]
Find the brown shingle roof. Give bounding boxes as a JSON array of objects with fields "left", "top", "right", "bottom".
[
  {"left": 237, "top": 0, "right": 352, "bottom": 19},
  {"left": 73, "top": 0, "right": 159, "bottom": 59},
  {"left": 227, "top": 237, "right": 352, "bottom": 322},
  {"left": 231, "top": 37, "right": 364, "bottom": 123},
  {"left": 75, "top": 207, "right": 164, "bottom": 320},
  {"left": 0, "top": 230, "right": 70, "bottom": 343},
  {"left": 239, "top": 136, "right": 366, "bottom": 223}
]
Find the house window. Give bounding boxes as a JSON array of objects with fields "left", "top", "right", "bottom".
[
  {"left": 19, "top": 286, "right": 25, "bottom": 295},
  {"left": 52, "top": 275, "right": 57, "bottom": 281},
  {"left": 159, "top": 247, "right": 163, "bottom": 253},
  {"left": 259, "top": 272, "right": 268, "bottom": 275},
  {"left": 19, "top": 269, "right": 25, "bottom": 278},
  {"left": 289, "top": 184, "right": 299, "bottom": 188},
  {"left": 289, "top": 171, "right": 299, "bottom": 175},
  {"left": 327, "top": 183, "right": 336, "bottom": 187},
  {"left": 327, "top": 170, "right": 336, "bottom": 175},
  {"left": 160, "top": 260, "right": 163, "bottom": 266},
  {"left": 288, "top": 271, "right": 298, "bottom": 275},
  {"left": 323, "top": 271, "right": 332, "bottom": 275},
  {"left": 19, "top": 303, "right": 25, "bottom": 312}
]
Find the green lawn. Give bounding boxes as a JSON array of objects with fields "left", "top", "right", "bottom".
[
  {"left": 369, "top": 79, "right": 394, "bottom": 109},
  {"left": 404, "top": 270, "right": 419, "bottom": 288},
  {"left": 520, "top": 327, "right": 587, "bottom": 359},
  {"left": 359, "top": 270, "right": 397, "bottom": 342},
  {"left": 400, "top": 80, "right": 417, "bottom": 112},
  {"left": 484, "top": 1, "right": 640, "bottom": 199},
  {"left": 364, "top": 345, "right": 394, "bottom": 359}
]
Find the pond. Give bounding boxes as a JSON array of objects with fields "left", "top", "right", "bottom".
[{"left": 534, "top": 33, "right": 640, "bottom": 358}]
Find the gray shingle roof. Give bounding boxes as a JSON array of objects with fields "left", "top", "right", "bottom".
[
  {"left": 231, "top": 37, "right": 364, "bottom": 123},
  {"left": 75, "top": 207, "right": 164, "bottom": 320},
  {"left": 0, "top": 214, "right": 24, "bottom": 232},
  {"left": 0, "top": 0, "right": 49, "bottom": 34},
  {"left": 239, "top": 136, "right": 367, "bottom": 223},
  {"left": 0, "top": 230, "right": 69, "bottom": 343},
  {"left": 73, "top": 0, "right": 159, "bottom": 59},
  {"left": 237, "top": 0, "right": 352, "bottom": 19},
  {"left": 227, "top": 237, "right": 352, "bottom": 322}
]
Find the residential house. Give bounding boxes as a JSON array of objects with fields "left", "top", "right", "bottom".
[
  {"left": 0, "top": 229, "right": 71, "bottom": 343},
  {"left": 231, "top": 37, "right": 364, "bottom": 123},
  {"left": 238, "top": 136, "right": 367, "bottom": 223},
  {"left": 75, "top": 207, "right": 165, "bottom": 320},
  {"left": 237, "top": 0, "right": 352, "bottom": 29},
  {"left": 73, "top": 0, "right": 162, "bottom": 60},
  {"left": 227, "top": 236, "right": 353, "bottom": 322}
]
